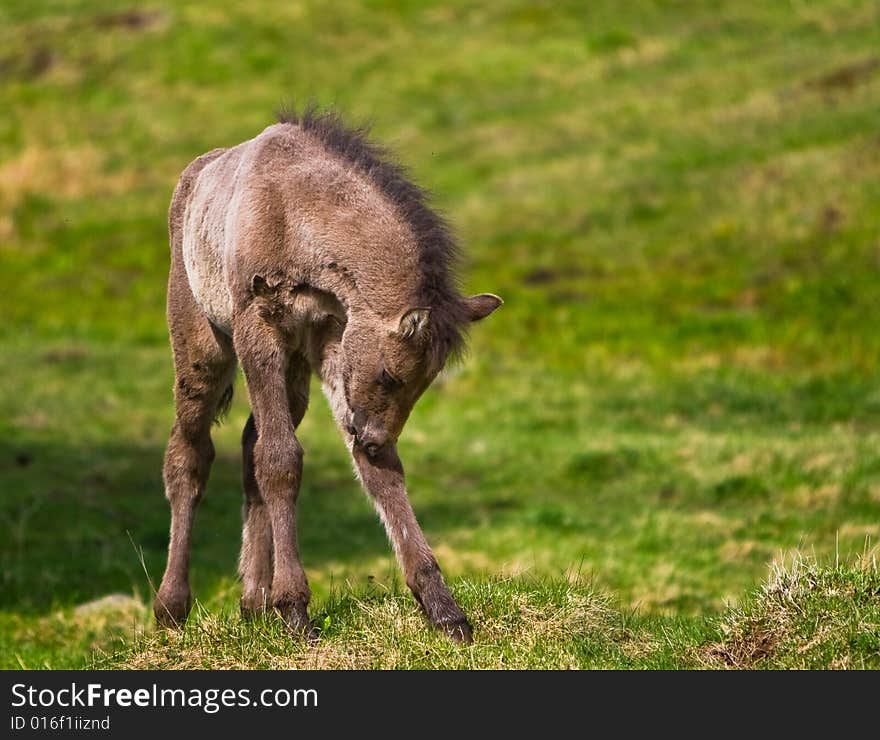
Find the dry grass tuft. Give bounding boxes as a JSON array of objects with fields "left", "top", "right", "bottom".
[{"left": 701, "top": 554, "right": 880, "bottom": 669}]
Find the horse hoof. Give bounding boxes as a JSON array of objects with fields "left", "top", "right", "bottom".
[
  {"left": 153, "top": 595, "right": 190, "bottom": 629},
  {"left": 440, "top": 619, "right": 474, "bottom": 644},
  {"left": 275, "top": 600, "right": 317, "bottom": 641}
]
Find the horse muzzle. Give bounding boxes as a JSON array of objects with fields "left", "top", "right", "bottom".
[{"left": 346, "top": 411, "right": 389, "bottom": 458}]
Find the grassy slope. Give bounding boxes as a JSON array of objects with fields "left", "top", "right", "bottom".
[
  {"left": 1, "top": 0, "right": 879, "bottom": 668},
  {"left": 61, "top": 558, "right": 880, "bottom": 669}
]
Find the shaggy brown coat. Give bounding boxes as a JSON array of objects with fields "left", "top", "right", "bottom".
[{"left": 154, "top": 108, "right": 501, "bottom": 642}]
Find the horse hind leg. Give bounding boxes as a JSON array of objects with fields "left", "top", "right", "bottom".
[
  {"left": 154, "top": 278, "right": 236, "bottom": 627},
  {"left": 239, "top": 413, "right": 273, "bottom": 617}
]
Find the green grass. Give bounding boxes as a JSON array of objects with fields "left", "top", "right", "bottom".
[
  {"left": 2, "top": 0, "right": 880, "bottom": 668},
  {"left": 9, "top": 556, "right": 878, "bottom": 669}
]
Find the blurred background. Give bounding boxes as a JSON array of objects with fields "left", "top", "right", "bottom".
[{"left": 1, "top": 1, "right": 879, "bottom": 667}]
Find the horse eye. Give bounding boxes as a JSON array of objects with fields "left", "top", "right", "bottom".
[{"left": 380, "top": 367, "right": 402, "bottom": 390}]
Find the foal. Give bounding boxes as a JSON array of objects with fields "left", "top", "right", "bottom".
[{"left": 153, "top": 108, "right": 501, "bottom": 642}]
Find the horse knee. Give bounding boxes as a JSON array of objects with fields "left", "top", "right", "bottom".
[
  {"left": 163, "top": 424, "right": 214, "bottom": 501},
  {"left": 253, "top": 435, "right": 303, "bottom": 497}
]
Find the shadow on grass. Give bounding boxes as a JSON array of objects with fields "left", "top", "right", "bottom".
[{"left": 0, "top": 435, "right": 489, "bottom": 615}]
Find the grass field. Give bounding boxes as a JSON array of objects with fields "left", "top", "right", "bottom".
[{"left": 1, "top": 0, "right": 879, "bottom": 669}]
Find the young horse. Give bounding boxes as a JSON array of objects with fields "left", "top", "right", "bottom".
[{"left": 153, "top": 108, "right": 502, "bottom": 643}]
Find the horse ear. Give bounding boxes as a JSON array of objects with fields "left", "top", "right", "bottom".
[
  {"left": 463, "top": 293, "right": 503, "bottom": 322},
  {"left": 397, "top": 307, "right": 431, "bottom": 340},
  {"left": 251, "top": 274, "right": 273, "bottom": 298}
]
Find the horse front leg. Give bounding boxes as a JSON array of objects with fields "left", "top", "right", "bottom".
[
  {"left": 352, "top": 444, "right": 473, "bottom": 643},
  {"left": 239, "top": 359, "right": 310, "bottom": 619},
  {"left": 235, "top": 313, "right": 313, "bottom": 638}
]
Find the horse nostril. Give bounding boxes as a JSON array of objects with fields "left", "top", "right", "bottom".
[{"left": 365, "top": 442, "right": 380, "bottom": 457}]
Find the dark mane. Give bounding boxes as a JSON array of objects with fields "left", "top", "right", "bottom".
[{"left": 277, "top": 104, "right": 471, "bottom": 364}]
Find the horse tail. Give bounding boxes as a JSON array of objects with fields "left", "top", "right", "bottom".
[{"left": 213, "top": 383, "right": 234, "bottom": 425}]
